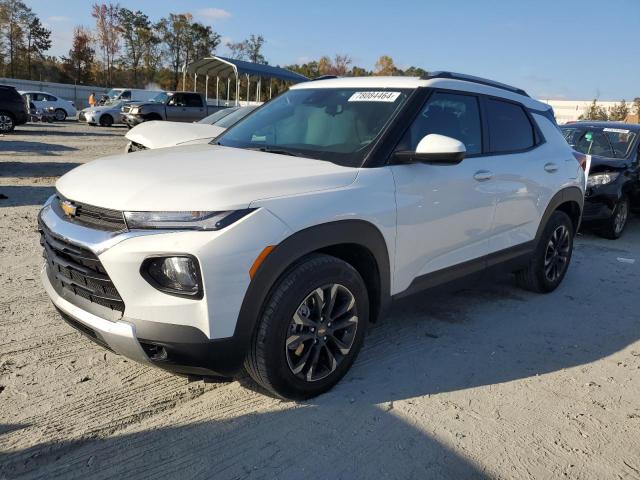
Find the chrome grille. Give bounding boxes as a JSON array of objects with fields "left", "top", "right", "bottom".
[{"left": 53, "top": 195, "right": 127, "bottom": 232}]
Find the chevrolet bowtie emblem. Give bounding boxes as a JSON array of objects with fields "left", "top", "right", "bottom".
[{"left": 61, "top": 200, "right": 77, "bottom": 217}]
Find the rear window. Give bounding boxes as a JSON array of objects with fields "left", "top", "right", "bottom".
[
  {"left": 486, "top": 99, "right": 535, "bottom": 153},
  {"left": 185, "top": 94, "right": 203, "bottom": 107}
]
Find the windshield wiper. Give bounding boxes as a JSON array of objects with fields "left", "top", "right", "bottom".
[{"left": 250, "top": 147, "right": 299, "bottom": 157}]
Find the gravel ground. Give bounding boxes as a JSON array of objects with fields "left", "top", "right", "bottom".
[{"left": 1, "top": 122, "right": 639, "bottom": 480}]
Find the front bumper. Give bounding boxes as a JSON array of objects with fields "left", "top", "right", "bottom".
[
  {"left": 123, "top": 113, "right": 146, "bottom": 127},
  {"left": 581, "top": 183, "right": 622, "bottom": 223},
  {"left": 38, "top": 196, "right": 291, "bottom": 377}
]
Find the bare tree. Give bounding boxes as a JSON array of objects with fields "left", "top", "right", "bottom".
[
  {"left": 92, "top": 2, "right": 120, "bottom": 86},
  {"left": 62, "top": 26, "right": 95, "bottom": 84}
]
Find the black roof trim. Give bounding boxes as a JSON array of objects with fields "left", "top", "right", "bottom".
[
  {"left": 312, "top": 75, "right": 338, "bottom": 81},
  {"left": 421, "top": 71, "right": 529, "bottom": 98}
]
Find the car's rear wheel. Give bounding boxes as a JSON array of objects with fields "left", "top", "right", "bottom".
[
  {"left": 515, "top": 210, "right": 574, "bottom": 293},
  {"left": 0, "top": 111, "right": 15, "bottom": 133},
  {"left": 99, "top": 114, "right": 113, "bottom": 127},
  {"left": 599, "top": 196, "right": 629, "bottom": 240},
  {"left": 54, "top": 108, "right": 67, "bottom": 121},
  {"left": 244, "top": 253, "right": 369, "bottom": 400}
]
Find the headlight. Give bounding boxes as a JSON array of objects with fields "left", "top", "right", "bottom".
[
  {"left": 587, "top": 172, "right": 619, "bottom": 187},
  {"left": 142, "top": 255, "right": 202, "bottom": 298},
  {"left": 123, "top": 209, "right": 255, "bottom": 230},
  {"left": 131, "top": 107, "right": 140, "bottom": 114}
]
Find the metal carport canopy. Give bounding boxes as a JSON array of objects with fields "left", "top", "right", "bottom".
[{"left": 186, "top": 56, "right": 308, "bottom": 83}]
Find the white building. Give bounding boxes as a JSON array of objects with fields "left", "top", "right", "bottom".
[{"left": 539, "top": 99, "right": 624, "bottom": 124}]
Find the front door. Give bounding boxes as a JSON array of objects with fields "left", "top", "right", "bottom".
[{"left": 391, "top": 91, "right": 496, "bottom": 293}]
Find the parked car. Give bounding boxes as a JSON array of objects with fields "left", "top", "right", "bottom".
[
  {"left": 39, "top": 73, "right": 585, "bottom": 399},
  {"left": 560, "top": 122, "right": 640, "bottom": 238},
  {"left": 121, "top": 91, "right": 214, "bottom": 126},
  {"left": 124, "top": 105, "right": 258, "bottom": 152},
  {"left": 79, "top": 99, "right": 133, "bottom": 127},
  {"left": 19, "top": 91, "right": 76, "bottom": 121},
  {"left": 0, "top": 85, "right": 28, "bottom": 132}
]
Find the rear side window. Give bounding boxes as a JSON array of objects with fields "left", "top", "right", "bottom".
[
  {"left": 185, "top": 94, "right": 203, "bottom": 107},
  {"left": 486, "top": 99, "right": 535, "bottom": 153}
]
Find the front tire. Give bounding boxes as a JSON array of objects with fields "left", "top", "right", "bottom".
[
  {"left": 515, "top": 210, "right": 574, "bottom": 293},
  {"left": 244, "top": 254, "right": 369, "bottom": 400},
  {"left": 54, "top": 108, "right": 67, "bottom": 121},
  {"left": 599, "top": 196, "right": 629, "bottom": 240},
  {"left": 99, "top": 114, "right": 113, "bottom": 127},
  {"left": 0, "top": 111, "right": 15, "bottom": 133}
]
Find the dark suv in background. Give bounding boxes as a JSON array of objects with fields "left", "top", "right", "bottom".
[
  {"left": 0, "top": 85, "right": 28, "bottom": 133},
  {"left": 561, "top": 122, "right": 640, "bottom": 239}
]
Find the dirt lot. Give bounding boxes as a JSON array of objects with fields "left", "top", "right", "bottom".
[{"left": 1, "top": 122, "right": 639, "bottom": 480}]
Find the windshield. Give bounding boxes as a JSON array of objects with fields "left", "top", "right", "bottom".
[
  {"left": 105, "top": 89, "right": 123, "bottom": 99},
  {"left": 215, "top": 106, "right": 257, "bottom": 128},
  {"left": 150, "top": 92, "right": 169, "bottom": 103},
  {"left": 198, "top": 108, "right": 237, "bottom": 125},
  {"left": 215, "top": 88, "right": 411, "bottom": 166},
  {"left": 561, "top": 126, "right": 637, "bottom": 159}
]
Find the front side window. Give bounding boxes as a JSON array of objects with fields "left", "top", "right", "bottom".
[
  {"left": 120, "top": 90, "right": 131, "bottom": 100},
  {"left": 168, "top": 94, "right": 185, "bottom": 106},
  {"left": 44, "top": 94, "right": 57, "bottom": 101},
  {"left": 216, "top": 88, "right": 411, "bottom": 167},
  {"left": 395, "top": 91, "right": 482, "bottom": 155},
  {"left": 486, "top": 99, "right": 535, "bottom": 152}
]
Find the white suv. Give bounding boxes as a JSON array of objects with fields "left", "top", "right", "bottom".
[{"left": 39, "top": 73, "right": 585, "bottom": 399}]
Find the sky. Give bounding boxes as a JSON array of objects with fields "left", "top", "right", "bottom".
[{"left": 27, "top": 0, "right": 640, "bottom": 101}]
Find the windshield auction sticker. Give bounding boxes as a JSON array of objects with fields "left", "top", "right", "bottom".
[
  {"left": 348, "top": 91, "right": 401, "bottom": 102},
  {"left": 603, "top": 128, "right": 630, "bottom": 134}
]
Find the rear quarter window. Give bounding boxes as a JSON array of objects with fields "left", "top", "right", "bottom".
[{"left": 486, "top": 99, "right": 535, "bottom": 153}]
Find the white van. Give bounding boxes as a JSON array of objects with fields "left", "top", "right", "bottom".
[{"left": 104, "top": 88, "right": 164, "bottom": 103}]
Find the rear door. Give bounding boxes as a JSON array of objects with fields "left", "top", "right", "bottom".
[
  {"left": 391, "top": 90, "right": 496, "bottom": 292},
  {"left": 480, "top": 98, "right": 559, "bottom": 255},
  {"left": 183, "top": 93, "right": 206, "bottom": 121}
]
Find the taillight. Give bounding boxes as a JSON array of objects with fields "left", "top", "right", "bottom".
[{"left": 573, "top": 151, "right": 587, "bottom": 171}]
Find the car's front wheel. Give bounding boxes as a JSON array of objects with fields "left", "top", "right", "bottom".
[
  {"left": 599, "top": 196, "right": 629, "bottom": 240},
  {"left": 0, "top": 111, "right": 15, "bottom": 133},
  {"left": 515, "top": 210, "right": 574, "bottom": 293},
  {"left": 245, "top": 254, "right": 369, "bottom": 400},
  {"left": 99, "top": 114, "right": 113, "bottom": 127}
]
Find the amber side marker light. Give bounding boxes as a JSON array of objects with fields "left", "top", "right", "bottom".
[{"left": 250, "top": 245, "right": 275, "bottom": 279}]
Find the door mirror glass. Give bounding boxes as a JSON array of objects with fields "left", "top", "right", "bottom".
[{"left": 394, "top": 134, "right": 466, "bottom": 164}]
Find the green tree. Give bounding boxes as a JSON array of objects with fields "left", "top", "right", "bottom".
[
  {"left": 61, "top": 26, "right": 95, "bottom": 84},
  {"left": 227, "top": 34, "right": 266, "bottom": 63},
  {"left": 0, "top": 0, "right": 31, "bottom": 77},
  {"left": 25, "top": 16, "right": 51, "bottom": 79},
  {"left": 92, "top": 2, "right": 121, "bottom": 86},
  {"left": 374, "top": 55, "right": 401, "bottom": 76},
  {"left": 157, "top": 13, "right": 192, "bottom": 89},
  {"left": 609, "top": 100, "right": 629, "bottom": 122},
  {"left": 403, "top": 66, "right": 428, "bottom": 77},
  {"left": 580, "top": 100, "right": 608, "bottom": 121},
  {"left": 117, "top": 8, "right": 155, "bottom": 86}
]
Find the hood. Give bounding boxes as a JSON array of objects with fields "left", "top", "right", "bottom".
[
  {"left": 56, "top": 144, "right": 359, "bottom": 211},
  {"left": 125, "top": 121, "right": 225, "bottom": 149}
]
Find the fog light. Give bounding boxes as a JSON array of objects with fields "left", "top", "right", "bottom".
[{"left": 142, "top": 256, "right": 202, "bottom": 298}]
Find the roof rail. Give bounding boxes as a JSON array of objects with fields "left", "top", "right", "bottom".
[
  {"left": 422, "top": 71, "right": 529, "bottom": 97},
  {"left": 312, "top": 75, "right": 338, "bottom": 81}
]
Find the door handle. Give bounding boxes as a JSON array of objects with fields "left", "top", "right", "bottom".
[
  {"left": 473, "top": 170, "right": 493, "bottom": 181},
  {"left": 544, "top": 162, "right": 559, "bottom": 173}
]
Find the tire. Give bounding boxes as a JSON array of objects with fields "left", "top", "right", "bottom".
[
  {"left": 54, "top": 108, "right": 67, "bottom": 121},
  {"left": 99, "top": 114, "right": 113, "bottom": 127},
  {"left": 598, "top": 196, "right": 629, "bottom": 240},
  {"left": 515, "top": 210, "right": 574, "bottom": 293},
  {"left": 0, "top": 111, "right": 15, "bottom": 133},
  {"left": 244, "top": 253, "right": 369, "bottom": 400}
]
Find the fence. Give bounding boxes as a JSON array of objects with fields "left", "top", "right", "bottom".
[{"left": 0, "top": 78, "right": 109, "bottom": 109}]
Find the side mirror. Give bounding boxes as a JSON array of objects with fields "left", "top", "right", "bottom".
[{"left": 394, "top": 134, "right": 466, "bottom": 165}]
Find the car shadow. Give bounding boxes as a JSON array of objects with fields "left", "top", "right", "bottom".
[
  {"left": 0, "top": 185, "right": 55, "bottom": 207},
  {"left": 0, "top": 140, "right": 77, "bottom": 156},
  {"left": 0, "top": 161, "right": 81, "bottom": 178},
  {"left": 14, "top": 128, "right": 124, "bottom": 138},
  {"left": 0, "top": 410, "right": 487, "bottom": 479}
]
